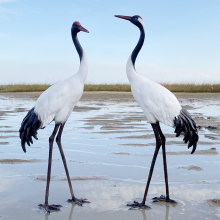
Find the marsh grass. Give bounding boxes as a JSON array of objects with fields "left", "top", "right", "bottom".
[
  {"left": 0, "top": 84, "right": 51, "bottom": 93},
  {"left": 84, "top": 84, "right": 131, "bottom": 92},
  {"left": 162, "top": 83, "right": 220, "bottom": 93},
  {"left": 0, "top": 83, "right": 220, "bottom": 93}
]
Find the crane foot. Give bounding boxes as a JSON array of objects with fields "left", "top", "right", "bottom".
[
  {"left": 38, "top": 203, "right": 62, "bottom": 214},
  {"left": 127, "top": 201, "right": 151, "bottom": 210},
  {"left": 152, "top": 195, "right": 177, "bottom": 204},
  {"left": 67, "top": 197, "right": 90, "bottom": 206}
]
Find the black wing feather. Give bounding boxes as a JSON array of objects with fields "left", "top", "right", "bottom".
[
  {"left": 174, "top": 108, "right": 199, "bottom": 154},
  {"left": 19, "top": 107, "right": 41, "bottom": 152}
]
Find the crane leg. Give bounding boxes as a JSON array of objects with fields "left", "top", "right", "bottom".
[
  {"left": 56, "top": 123, "right": 90, "bottom": 206},
  {"left": 152, "top": 122, "right": 177, "bottom": 204},
  {"left": 127, "top": 123, "right": 161, "bottom": 209},
  {"left": 38, "top": 124, "right": 62, "bottom": 214}
]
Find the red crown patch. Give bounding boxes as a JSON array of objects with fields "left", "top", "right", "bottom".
[{"left": 74, "top": 21, "right": 81, "bottom": 25}]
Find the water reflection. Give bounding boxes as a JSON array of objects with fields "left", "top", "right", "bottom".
[
  {"left": 140, "top": 208, "right": 147, "bottom": 220},
  {"left": 43, "top": 203, "right": 170, "bottom": 220},
  {"left": 67, "top": 203, "right": 76, "bottom": 220},
  {"left": 44, "top": 204, "right": 76, "bottom": 220},
  {"left": 138, "top": 204, "right": 171, "bottom": 220},
  {"left": 0, "top": 94, "right": 220, "bottom": 220},
  {"left": 165, "top": 205, "right": 169, "bottom": 220}
]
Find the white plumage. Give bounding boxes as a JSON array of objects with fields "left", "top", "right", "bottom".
[
  {"left": 126, "top": 55, "right": 181, "bottom": 127},
  {"left": 35, "top": 55, "right": 88, "bottom": 128},
  {"left": 19, "top": 21, "right": 90, "bottom": 213},
  {"left": 115, "top": 14, "right": 198, "bottom": 209}
]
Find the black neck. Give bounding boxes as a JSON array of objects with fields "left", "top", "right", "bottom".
[
  {"left": 131, "top": 25, "right": 145, "bottom": 68},
  {"left": 71, "top": 31, "right": 83, "bottom": 62}
]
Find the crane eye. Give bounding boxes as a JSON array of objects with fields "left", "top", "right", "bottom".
[{"left": 133, "top": 16, "right": 139, "bottom": 21}]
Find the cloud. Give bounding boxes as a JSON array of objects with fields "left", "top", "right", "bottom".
[
  {"left": 0, "top": 8, "right": 22, "bottom": 20},
  {"left": 0, "top": 0, "right": 22, "bottom": 19},
  {"left": 0, "top": 0, "right": 16, "bottom": 3}
]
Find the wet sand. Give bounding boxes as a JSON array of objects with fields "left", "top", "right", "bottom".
[
  {"left": 178, "top": 165, "right": 204, "bottom": 171},
  {"left": 0, "top": 159, "right": 43, "bottom": 164},
  {"left": 1, "top": 91, "right": 220, "bottom": 98},
  {"left": 0, "top": 92, "right": 220, "bottom": 219},
  {"left": 207, "top": 199, "right": 220, "bottom": 207},
  {"left": 166, "top": 147, "right": 219, "bottom": 155}
]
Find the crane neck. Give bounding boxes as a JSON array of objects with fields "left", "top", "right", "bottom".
[
  {"left": 72, "top": 32, "right": 83, "bottom": 62},
  {"left": 131, "top": 25, "right": 145, "bottom": 69},
  {"left": 71, "top": 31, "right": 88, "bottom": 82}
]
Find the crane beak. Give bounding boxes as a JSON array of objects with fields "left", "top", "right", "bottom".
[
  {"left": 79, "top": 25, "right": 89, "bottom": 33},
  {"left": 114, "top": 15, "right": 131, "bottom": 21}
]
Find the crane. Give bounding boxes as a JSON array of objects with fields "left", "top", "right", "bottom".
[
  {"left": 115, "top": 15, "right": 199, "bottom": 209},
  {"left": 19, "top": 21, "right": 89, "bottom": 213}
]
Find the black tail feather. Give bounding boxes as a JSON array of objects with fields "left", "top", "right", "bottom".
[
  {"left": 181, "top": 108, "right": 197, "bottom": 130},
  {"left": 174, "top": 108, "right": 199, "bottom": 154},
  {"left": 19, "top": 107, "right": 41, "bottom": 153}
]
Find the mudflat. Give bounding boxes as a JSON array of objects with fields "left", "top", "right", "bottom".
[
  {"left": 1, "top": 91, "right": 220, "bottom": 99},
  {"left": 0, "top": 92, "right": 220, "bottom": 219}
]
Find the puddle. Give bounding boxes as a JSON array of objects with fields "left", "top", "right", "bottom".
[
  {"left": 167, "top": 148, "right": 219, "bottom": 155},
  {"left": 0, "top": 92, "right": 220, "bottom": 220},
  {"left": 178, "top": 165, "right": 204, "bottom": 171},
  {"left": 0, "top": 159, "right": 43, "bottom": 164},
  {"left": 33, "top": 175, "right": 108, "bottom": 181},
  {"left": 207, "top": 199, "right": 220, "bottom": 207}
]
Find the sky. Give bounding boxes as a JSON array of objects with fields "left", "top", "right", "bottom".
[{"left": 0, "top": 0, "right": 220, "bottom": 84}]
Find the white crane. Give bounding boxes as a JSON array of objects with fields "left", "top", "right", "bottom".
[
  {"left": 115, "top": 15, "right": 198, "bottom": 209},
  {"left": 19, "top": 21, "right": 89, "bottom": 213}
]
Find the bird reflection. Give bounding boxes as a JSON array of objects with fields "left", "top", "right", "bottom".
[
  {"left": 165, "top": 205, "right": 170, "bottom": 220},
  {"left": 139, "top": 203, "right": 171, "bottom": 220},
  {"left": 44, "top": 203, "right": 76, "bottom": 220},
  {"left": 140, "top": 209, "right": 147, "bottom": 220},
  {"left": 44, "top": 202, "right": 171, "bottom": 220},
  {"left": 68, "top": 203, "right": 76, "bottom": 220},
  {"left": 45, "top": 213, "right": 49, "bottom": 220}
]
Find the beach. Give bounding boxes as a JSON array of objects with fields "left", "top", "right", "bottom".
[{"left": 0, "top": 92, "right": 220, "bottom": 219}]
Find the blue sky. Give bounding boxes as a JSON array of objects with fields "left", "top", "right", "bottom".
[{"left": 0, "top": 0, "right": 220, "bottom": 84}]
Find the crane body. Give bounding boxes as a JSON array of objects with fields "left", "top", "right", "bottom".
[
  {"left": 127, "top": 58, "right": 182, "bottom": 126},
  {"left": 35, "top": 67, "right": 87, "bottom": 129},
  {"left": 19, "top": 21, "right": 89, "bottom": 213},
  {"left": 115, "top": 14, "right": 198, "bottom": 209}
]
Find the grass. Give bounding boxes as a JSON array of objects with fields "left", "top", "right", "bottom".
[
  {"left": 162, "top": 83, "right": 220, "bottom": 93},
  {"left": 84, "top": 84, "right": 131, "bottom": 92},
  {"left": 0, "top": 83, "right": 220, "bottom": 93},
  {"left": 0, "top": 84, "right": 51, "bottom": 93}
]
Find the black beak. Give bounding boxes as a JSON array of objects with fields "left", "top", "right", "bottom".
[
  {"left": 78, "top": 25, "right": 89, "bottom": 33},
  {"left": 114, "top": 15, "right": 131, "bottom": 21}
]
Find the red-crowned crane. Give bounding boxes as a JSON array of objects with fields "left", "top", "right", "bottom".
[
  {"left": 115, "top": 15, "right": 198, "bottom": 209},
  {"left": 19, "top": 21, "right": 89, "bottom": 213}
]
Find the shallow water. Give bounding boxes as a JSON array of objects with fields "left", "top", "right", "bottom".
[{"left": 0, "top": 93, "right": 220, "bottom": 219}]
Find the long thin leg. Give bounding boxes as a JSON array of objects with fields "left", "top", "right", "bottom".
[
  {"left": 39, "top": 124, "right": 62, "bottom": 213},
  {"left": 157, "top": 123, "right": 169, "bottom": 198},
  {"left": 56, "top": 123, "right": 74, "bottom": 198},
  {"left": 152, "top": 122, "right": 177, "bottom": 204},
  {"left": 56, "top": 123, "right": 89, "bottom": 205},
  {"left": 127, "top": 123, "right": 162, "bottom": 209}
]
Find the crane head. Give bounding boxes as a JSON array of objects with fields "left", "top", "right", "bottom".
[
  {"left": 71, "top": 21, "right": 89, "bottom": 35},
  {"left": 115, "top": 15, "right": 143, "bottom": 29}
]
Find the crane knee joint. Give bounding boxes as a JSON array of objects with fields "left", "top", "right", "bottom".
[{"left": 56, "top": 136, "right": 61, "bottom": 143}]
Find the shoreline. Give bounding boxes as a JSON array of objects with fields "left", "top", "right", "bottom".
[
  {"left": 0, "top": 90, "right": 220, "bottom": 219},
  {"left": 0, "top": 91, "right": 220, "bottom": 99}
]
